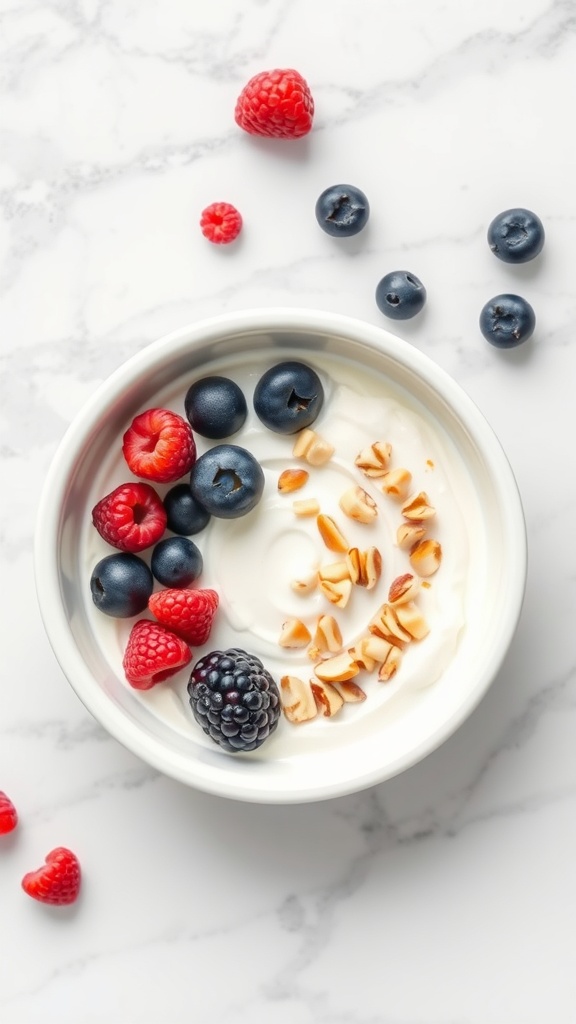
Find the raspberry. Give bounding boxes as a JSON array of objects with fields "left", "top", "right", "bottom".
[
  {"left": 234, "top": 68, "right": 314, "bottom": 140},
  {"left": 149, "top": 588, "right": 219, "bottom": 646},
  {"left": 92, "top": 482, "right": 167, "bottom": 553},
  {"left": 122, "top": 407, "right": 196, "bottom": 484},
  {"left": 0, "top": 791, "right": 18, "bottom": 835},
  {"left": 188, "top": 648, "right": 281, "bottom": 752},
  {"left": 122, "top": 619, "right": 192, "bottom": 689},
  {"left": 21, "top": 847, "right": 81, "bottom": 905},
  {"left": 200, "top": 203, "right": 242, "bottom": 245}
]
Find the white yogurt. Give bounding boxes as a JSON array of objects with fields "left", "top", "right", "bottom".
[{"left": 83, "top": 353, "right": 474, "bottom": 757}]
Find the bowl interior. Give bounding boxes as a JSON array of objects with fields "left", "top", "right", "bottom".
[{"left": 35, "top": 310, "right": 526, "bottom": 802}]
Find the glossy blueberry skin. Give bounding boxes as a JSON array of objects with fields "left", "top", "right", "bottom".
[
  {"left": 487, "top": 208, "right": 544, "bottom": 263},
  {"left": 190, "top": 444, "right": 264, "bottom": 519},
  {"left": 253, "top": 361, "right": 324, "bottom": 434},
  {"left": 90, "top": 553, "right": 153, "bottom": 618},
  {"left": 315, "top": 184, "right": 370, "bottom": 237},
  {"left": 479, "top": 294, "right": 536, "bottom": 348},
  {"left": 375, "top": 271, "right": 427, "bottom": 320},
  {"left": 184, "top": 375, "right": 247, "bottom": 439},
  {"left": 151, "top": 536, "right": 203, "bottom": 587},
  {"left": 163, "top": 483, "right": 210, "bottom": 536}
]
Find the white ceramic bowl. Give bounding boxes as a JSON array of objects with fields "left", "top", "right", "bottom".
[{"left": 35, "top": 309, "right": 526, "bottom": 803}]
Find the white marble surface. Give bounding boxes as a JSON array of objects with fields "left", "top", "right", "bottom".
[{"left": 1, "top": 0, "right": 576, "bottom": 1021}]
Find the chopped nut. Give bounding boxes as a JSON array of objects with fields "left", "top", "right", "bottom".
[
  {"left": 346, "top": 546, "right": 382, "bottom": 589},
  {"left": 338, "top": 485, "right": 378, "bottom": 524},
  {"left": 280, "top": 676, "right": 317, "bottom": 723},
  {"left": 315, "top": 651, "right": 359, "bottom": 683},
  {"left": 278, "top": 468, "right": 309, "bottom": 494},
  {"left": 278, "top": 618, "right": 312, "bottom": 648},
  {"left": 293, "top": 429, "right": 335, "bottom": 467},
  {"left": 307, "top": 645, "right": 322, "bottom": 662},
  {"left": 362, "top": 635, "right": 394, "bottom": 663},
  {"left": 402, "top": 490, "right": 436, "bottom": 521},
  {"left": 378, "top": 646, "right": 402, "bottom": 682},
  {"left": 368, "top": 603, "right": 412, "bottom": 646},
  {"left": 331, "top": 680, "right": 367, "bottom": 703},
  {"left": 314, "top": 614, "right": 343, "bottom": 653},
  {"left": 409, "top": 538, "right": 442, "bottom": 577},
  {"left": 293, "top": 498, "right": 320, "bottom": 517},
  {"left": 316, "top": 514, "right": 349, "bottom": 553},
  {"left": 290, "top": 571, "right": 318, "bottom": 596},
  {"left": 318, "top": 560, "right": 350, "bottom": 584},
  {"left": 354, "top": 441, "right": 392, "bottom": 477},
  {"left": 393, "top": 602, "right": 430, "bottom": 640},
  {"left": 319, "top": 578, "right": 352, "bottom": 609},
  {"left": 310, "top": 680, "right": 345, "bottom": 717},
  {"left": 380, "top": 467, "right": 412, "bottom": 500},
  {"left": 397, "top": 522, "right": 427, "bottom": 550},
  {"left": 348, "top": 637, "right": 377, "bottom": 672},
  {"left": 388, "top": 573, "right": 420, "bottom": 604}
]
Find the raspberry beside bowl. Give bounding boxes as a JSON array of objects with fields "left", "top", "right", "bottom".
[{"left": 34, "top": 308, "right": 527, "bottom": 803}]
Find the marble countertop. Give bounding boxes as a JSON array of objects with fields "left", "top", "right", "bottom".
[{"left": 2, "top": 1, "right": 576, "bottom": 1021}]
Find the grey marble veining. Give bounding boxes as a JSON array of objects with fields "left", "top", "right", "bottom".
[{"left": 2, "top": 1, "right": 576, "bottom": 1021}]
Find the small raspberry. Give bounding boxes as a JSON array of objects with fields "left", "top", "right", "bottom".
[
  {"left": 0, "top": 791, "right": 18, "bottom": 835},
  {"left": 200, "top": 203, "right": 243, "bottom": 245},
  {"left": 122, "top": 407, "right": 196, "bottom": 484},
  {"left": 122, "top": 619, "right": 192, "bottom": 689},
  {"left": 21, "top": 847, "right": 81, "bottom": 906},
  {"left": 92, "top": 482, "right": 167, "bottom": 553},
  {"left": 149, "top": 588, "right": 219, "bottom": 646},
  {"left": 234, "top": 68, "right": 314, "bottom": 140}
]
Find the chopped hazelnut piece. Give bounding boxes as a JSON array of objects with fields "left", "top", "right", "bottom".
[
  {"left": 316, "top": 514, "right": 349, "bottom": 553},
  {"left": 292, "top": 429, "right": 335, "bottom": 467},
  {"left": 278, "top": 618, "right": 312, "bottom": 648},
  {"left": 278, "top": 468, "right": 309, "bottom": 493},
  {"left": 280, "top": 676, "right": 318, "bottom": 723},
  {"left": 409, "top": 538, "right": 442, "bottom": 577},
  {"left": 380, "top": 467, "right": 412, "bottom": 500}
]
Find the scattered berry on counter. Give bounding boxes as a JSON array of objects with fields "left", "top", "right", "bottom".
[
  {"left": 200, "top": 202, "right": 243, "bottom": 245},
  {"left": 90, "top": 552, "right": 153, "bottom": 618},
  {"left": 253, "top": 360, "right": 324, "bottom": 434},
  {"left": 92, "top": 482, "right": 167, "bottom": 553},
  {"left": 188, "top": 648, "right": 280, "bottom": 752},
  {"left": 149, "top": 588, "right": 219, "bottom": 646},
  {"left": 21, "top": 847, "right": 81, "bottom": 906},
  {"left": 163, "top": 484, "right": 211, "bottom": 536},
  {"left": 122, "top": 619, "right": 192, "bottom": 689},
  {"left": 234, "top": 67, "right": 314, "bottom": 139},
  {"left": 184, "top": 375, "right": 247, "bottom": 439},
  {"left": 479, "top": 293, "right": 536, "bottom": 347},
  {"left": 122, "top": 407, "right": 196, "bottom": 484},
  {"left": 487, "top": 208, "right": 545, "bottom": 264},
  {"left": 0, "top": 791, "right": 18, "bottom": 835},
  {"left": 151, "top": 536, "right": 203, "bottom": 588},
  {"left": 375, "top": 271, "right": 427, "bottom": 320},
  {"left": 315, "top": 184, "right": 370, "bottom": 237},
  {"left": 190, "top": 444, "right": 264, "bottom": 518}
]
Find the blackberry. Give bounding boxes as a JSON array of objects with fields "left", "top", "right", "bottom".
[{"left": 187, "top": 649, "right": 281, "bottom": 753}]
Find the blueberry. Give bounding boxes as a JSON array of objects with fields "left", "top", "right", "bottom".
[
  {"left": 479, "top": 294, "right": 536, "bottom": 348},
  {"left": 151, "top": 536, "right": 203, "bottom": 587},
  {"left": 90, "top": 553, "right": 153, "bottom": 618},
  {"left": 315, "top": 184, "right": 370, "bottom": 237},
  {"left": 253, "top": 361, "right": 324, "bottom": 434},
  {"left": 190, "top": 444, "right": 264, "bottom": 519},
  {"left": 487, "top": 208, "right": 544, "bottom": 264},
  {"left": 163, "top": 483, "right": 210, "bottom": 536},
  {"left": 375, "top": 271, "right": 427, "bottom": 320},
  {"left": 184, "top": 375, "right": 247, "bottom": 439}
]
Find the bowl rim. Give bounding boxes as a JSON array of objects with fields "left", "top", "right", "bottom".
[{"left": 34, "top": 307, "right": 527, "bottom": 802}]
